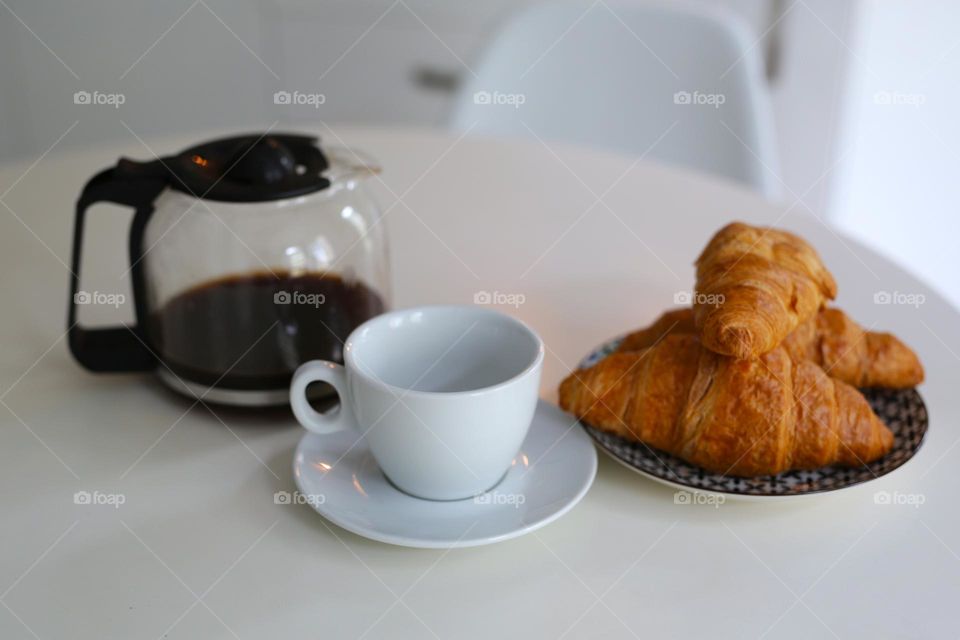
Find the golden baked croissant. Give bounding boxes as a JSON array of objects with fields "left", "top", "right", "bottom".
[
  {"left": 559, "top": 334, "right": 894, "bottom": 476},
  {"left": 783, "top": 308, "right": 924, "bottom": 388},
  {"left": 618, "top": 307, "right": 924, "bottom": 388},
  {"left": 617, "top": 308, "right": 697, "bottom": 352},
  {"left": 694, "top": 222, "right": 838, "bottom": 359}
]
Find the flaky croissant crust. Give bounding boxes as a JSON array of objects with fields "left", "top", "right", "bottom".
[
  {"left": 694, "top": 222, "right": 838, "bottom": 359},
  {"left": 618, "top": 307, "right": 924, "bottom": 388},
  {"left": 560, "top": 334, "right": 893, "bottom": 477}
]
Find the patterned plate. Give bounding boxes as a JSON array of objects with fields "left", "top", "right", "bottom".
[{"left": 576, "top": 336, "right": 929, "bottom": 499}]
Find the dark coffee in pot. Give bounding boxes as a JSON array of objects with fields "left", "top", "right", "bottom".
[{"left": 149, "top": 271, "right": 385, "bottom": 390}]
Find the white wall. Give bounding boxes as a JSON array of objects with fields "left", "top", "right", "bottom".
[
  {"left": 0, "top": 1, "right": 828, "bottom": 158},
  {"left": 0, "top": 1, "right": 277, "bottom": 159},
  {"left": 831, "top": 0, "right": 960, "bottom": 308},
  {"left": 1, "top": 0, "right": 853, "bottom": 249},
  {"left": 767, "top": 0, "right": 857, "bottom": 215},
  {"left": 0, "top": 0, "right": 517, "bottom": 160}
]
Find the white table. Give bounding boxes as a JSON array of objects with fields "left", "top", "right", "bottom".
[{"left": 1, "top": 126, "right": 957, "bottom": 639}]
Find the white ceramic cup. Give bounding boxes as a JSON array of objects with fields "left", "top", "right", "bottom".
[{"left": 290, "top": 305, "right": 544, "bottom": 501}]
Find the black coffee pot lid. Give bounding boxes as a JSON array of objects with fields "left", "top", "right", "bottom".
[{"left": 115, "top": 133, "right": 331, "bottom": 202}]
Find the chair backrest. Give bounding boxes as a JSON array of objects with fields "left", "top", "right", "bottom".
[{"left": 451, "top": 1, "right": 779, "bottom": 196}]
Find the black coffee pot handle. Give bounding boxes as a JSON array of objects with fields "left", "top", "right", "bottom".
[{"left": 68, "top": 165, "right": 167, "bottom": 372}]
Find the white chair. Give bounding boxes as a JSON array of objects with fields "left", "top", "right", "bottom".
[{"left": 450, "top": 1, "right": 780, "bottom": 197}]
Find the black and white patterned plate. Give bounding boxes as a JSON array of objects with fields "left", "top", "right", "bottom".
[{"left": 576, "top": 336, "right": 929, "bottom": 499}]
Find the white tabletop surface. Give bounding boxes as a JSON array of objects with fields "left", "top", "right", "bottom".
[{"left": 1, "top": 126, "right": 957, "bottom": 639}]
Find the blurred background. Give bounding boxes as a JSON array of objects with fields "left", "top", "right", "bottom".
[{"left": 2, "top": 0, "right": 955, "bottom": 306}]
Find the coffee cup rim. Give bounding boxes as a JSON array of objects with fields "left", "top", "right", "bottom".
[{"left": 342, "top": 305, "right": 544, "bottom": 398}]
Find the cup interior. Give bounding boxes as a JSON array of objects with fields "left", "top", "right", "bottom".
[{"left": 346, "top": 306, "right": 541, "bottom": 394}]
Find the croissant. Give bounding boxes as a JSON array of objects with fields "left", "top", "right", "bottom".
[
  {"left": 783, "top": 308, "right": 924, "bottom": 388},
  {"left": 694, "top": 222, "right": 838, "bottom": 359},
  {"left": 617, "top": 308, "right": 697, "bottom": 352},
  {"left": 560, "top": 334, "right": 894, "bottom": 476},
  {"left": 618, "top": 307, "right": 924, "bottom": 388}
]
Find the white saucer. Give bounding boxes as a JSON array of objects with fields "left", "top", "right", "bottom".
[{"left": 292, "top": 400, "right": 597, "bottom": 548}]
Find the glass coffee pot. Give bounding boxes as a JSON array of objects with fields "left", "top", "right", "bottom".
[{"left": 68, "top": 133, "right": 390, "bottom": 406}]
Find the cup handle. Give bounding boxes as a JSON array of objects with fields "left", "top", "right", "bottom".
[{"left": 290, "top": 361, "right": 357, "bottom": 434}]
